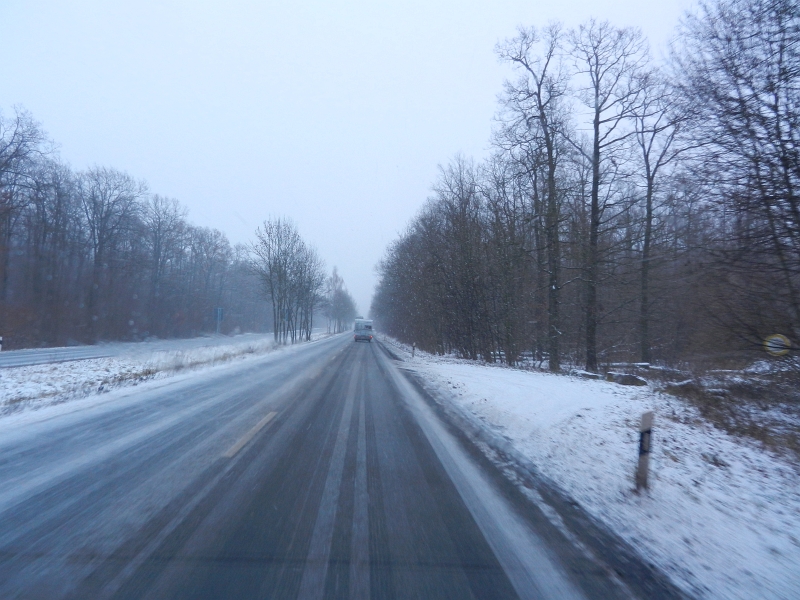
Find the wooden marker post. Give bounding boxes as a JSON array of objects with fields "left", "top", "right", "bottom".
[{"left": 636, "top": 411, "right": 654, "bottom": 491}]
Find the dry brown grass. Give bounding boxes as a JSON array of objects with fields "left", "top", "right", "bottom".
[{"left": 660, "top": 373, "right": 800, "bottom": 460}]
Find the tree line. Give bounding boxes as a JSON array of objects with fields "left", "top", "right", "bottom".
[
  {"left": 250, "top": 218, "right": 358, "bottom": 343},
  {"left": 0, "top": 112, "right": 357, "bottom": 348},
  {"left": 372, "top": 0, "right": 800, "bottom": 371},
  {"left": 323, "top": 267, "right": 358, "bottom": 334}
]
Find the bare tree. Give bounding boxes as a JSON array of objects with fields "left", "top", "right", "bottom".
[
  {"left": 77, "top": 166, "right": 147, "bottom": 340},
  {"left": 568, "top": 20, "right": 649, "bottom": 371},
  {"left": 296, "top": 245, "right": 326, "bottom": 341},
  {"left": 251, "top": 218, "right": 327, "bottom": 343},
  {"left": 674, "top": 0, "right": 800, "bottom": 344},
  {"left": 331, "top": 284, "right": 358, "bottom": 334},
  {"left": 322, "top": 267, "right": 358, "bottom": 334},
  {"left": 497, "top": 24, "right": 569, "bottom": 371},
  {"left": 21, "top": 159, "right": 81, "bottom": 344},
  {"left": 252, "top": 218, "right": 300, "bottom": 342},
  {"left": 633, "top": 71, "right": 689, "bottom": 362},
  {"left": 143, "top": 195, "right": 187, "bottom": 334},
  {"left": 0, "top": 109, "right": 46, "bottom": 315}
]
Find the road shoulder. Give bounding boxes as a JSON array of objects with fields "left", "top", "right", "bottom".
[{"left": 377, "top": 341, "right": 690, "bottom": 600}]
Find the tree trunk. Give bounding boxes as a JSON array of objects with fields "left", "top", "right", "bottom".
[
  {"left": 586, "top": 109, "right": 601, "bottom": 372},
  {"left": 639, "top": 174, "right": 654, "bottom": 363},
  {"left": 545, "top": 137, "right": 561, "bottom": 372}
]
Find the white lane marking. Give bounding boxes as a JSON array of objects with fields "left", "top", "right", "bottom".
[
  {"left": 297, "top": 363, "right": 360, "bottom": 600},
  {"left": 349, "top": 397, "right": 370, "bottom": 599},
  {"left": 376, "top": 349, "right": 586, "bottom": 600},
  {"left": 222, "top": 411, "right": 277, "bottom": 458}
]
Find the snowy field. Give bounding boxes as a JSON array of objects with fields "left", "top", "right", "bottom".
[
  {"left": 383, "top": 338, "right": 800, "bottom": 600},
  {"left": 0, "top": 333, "right": 327, "bottom": 415}
]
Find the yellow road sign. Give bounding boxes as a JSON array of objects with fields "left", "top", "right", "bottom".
[{"left": 764, "top": 334, "right": 791, "bottom": 356}]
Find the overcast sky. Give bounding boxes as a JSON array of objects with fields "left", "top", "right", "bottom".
[{"left": 1, "top": 0, "right": 694, "bottom": 315}]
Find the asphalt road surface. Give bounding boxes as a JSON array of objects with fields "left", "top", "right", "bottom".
[{"left": 0, "top": 334, "right": 678, "bottom": 599}]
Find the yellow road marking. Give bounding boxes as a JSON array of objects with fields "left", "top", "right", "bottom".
[{"left": 223, "top": 411, "right": 278, "bottom": 458}]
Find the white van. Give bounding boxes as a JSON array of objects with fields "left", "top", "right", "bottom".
[{"left": 353, "top": 319, "right": 374, "bottom": 342}]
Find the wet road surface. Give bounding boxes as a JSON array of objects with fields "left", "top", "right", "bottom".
[{"left": 0, "top": 334, "right": 669, "bottom": 599}]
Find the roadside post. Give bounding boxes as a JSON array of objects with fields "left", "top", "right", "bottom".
[
  {"left": 0, "top": 336, "right": 3, "bottom": 351},
  {"left": 412, "top": 342, "right": 416, "bottom": 358},
  {"left": 215, "top": 307, "right": 223, "bottom": 334},
  {"left": 636, "top": 411, "right": 654, "bottom": 491}
]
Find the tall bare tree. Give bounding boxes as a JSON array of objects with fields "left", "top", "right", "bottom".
[
  {"left": 0, "top": 109, "right": 46, "bottom": 317},
  {"left": 324, "top": 267, "right": 356, "bottom": 333},
  {"left": 251, "top": 218, "right": 326, "bottom": 343},
  {"left": 143, "top": 195, "right": 187, "bottom": 333},
  {"left": 674, "top": 0, "right": 800, "bottom": 344},
  {"left": 77, "top": 167, "right": 147, "bottom": 340},
  {"left": 568, "top": 20, "right": 649, "bottom": 371},
  {"left": 497, "top": 24, "right": 569, "bottom": 371},
  {"left": 633, "top": 71, "right": 689, "bottom": 362}
]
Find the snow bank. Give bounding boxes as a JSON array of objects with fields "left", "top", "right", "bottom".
[
  {"left": 0, "top": 335, "right": 291, "bottom": 415},
  {"left": 385, "top": 339, "right": 800, "bottom": 600}
]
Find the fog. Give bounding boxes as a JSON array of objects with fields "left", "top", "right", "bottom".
[{"left": 0, "top": 0, "right": 692, "bottom": 314}]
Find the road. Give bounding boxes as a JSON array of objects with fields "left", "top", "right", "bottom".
[{"left": 0, "top": 334, "right": 671, "bottom": 599}]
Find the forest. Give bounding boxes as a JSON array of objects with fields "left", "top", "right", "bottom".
[
  {"left": 0, "top": 124, "right": 357, "bottom": 349},
  {"left": 371, "top": 0, "right": 800, "bottom": 371}
]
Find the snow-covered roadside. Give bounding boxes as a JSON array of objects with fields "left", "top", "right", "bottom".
[
  {"left": 0, "top": 333, "right": 330, "bottom": 416},
  {"left": 384, "top": 339, "right": 800, "bottom": 600}
]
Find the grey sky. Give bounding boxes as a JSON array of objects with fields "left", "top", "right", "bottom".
[{"left": 1, "top": 0, "right": 693, "bottom": 315}]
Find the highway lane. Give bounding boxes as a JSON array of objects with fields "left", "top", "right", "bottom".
[{"left": 0, "top": 334, "right": 646, "bottom": 599}]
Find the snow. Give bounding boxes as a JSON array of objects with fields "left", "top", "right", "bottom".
[
  {"left": 0, "top": 333, "right": 329, "bottom": 416},
  {"left": 3, "top": 330, "right": 798, "bottom": 598},
  {"left": 385, "top": 338, "right": 800, "bottom": 600}
]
